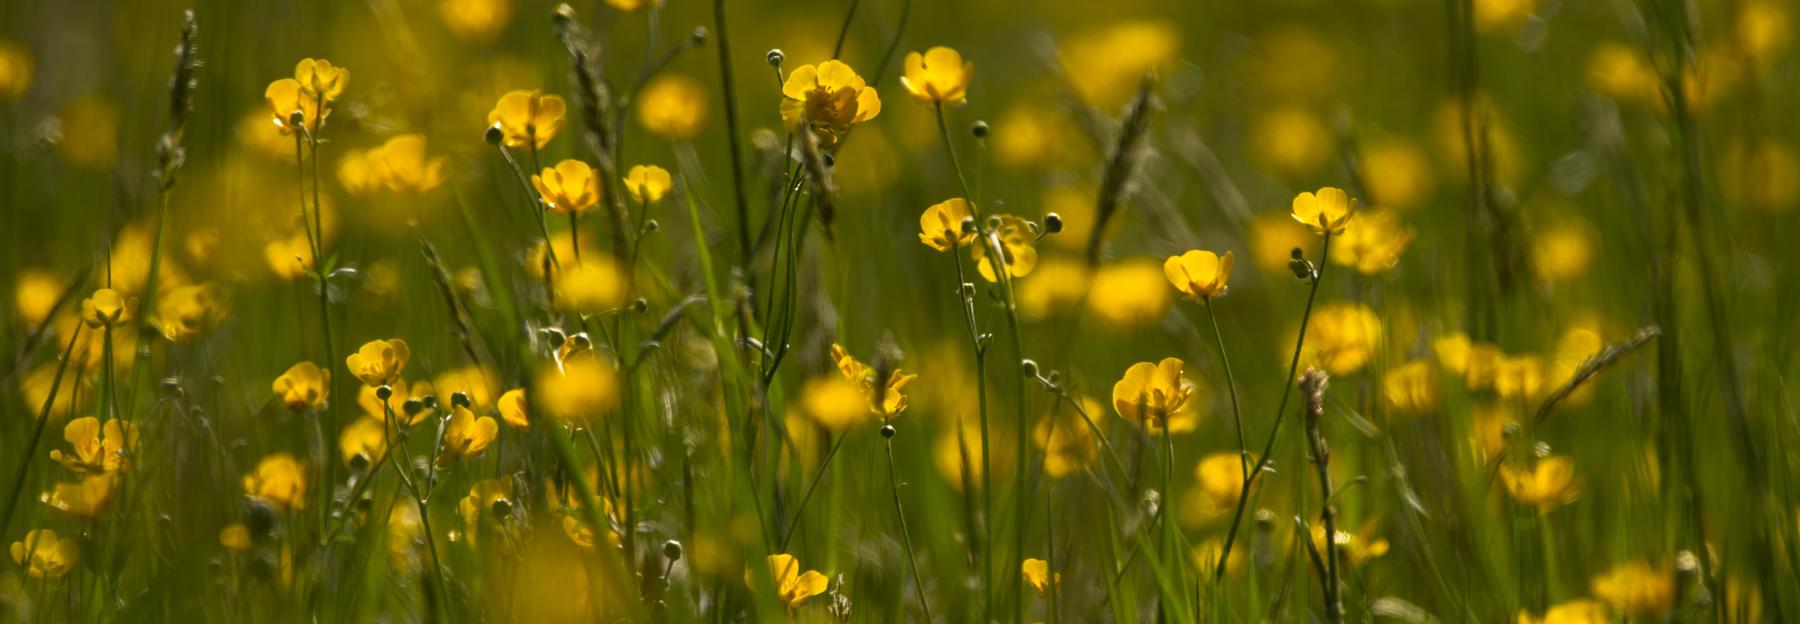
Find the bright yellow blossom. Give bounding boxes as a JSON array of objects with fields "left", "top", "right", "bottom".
[
  {"left": 1590, "top": 561, "right": 1674, "bottom": 617},
  {"left": 49, "top": 417, "right": 139, "bottom": 475},
  {"left": 779, "top": 60, "right": 881, "bottom": 147},
  {"left": 265, "top": 78, "right": 324, "bottom": 135},
  {"left": 293, "top": 58, "right": 348, "bottom": 101},
  {"left": 901, "top": 46, "right": 974, "bottom": 104},
  {"left": 14, "top": 268, "right": 61, "bottom": 328},
  {"left": 339, "top": 417, "right": 388, "bottom": 467},
  {"left": 1164, "top": 250, "right": 1234, "bottom": 301},
  {"left": 1518, "top": 599, "right": 1611, "bottom": 624},
  {"left": 488, "top": 89, "right": 566, "bottom": 149},
  {"left": 1328, "top": 209, "right": 1413, "bottom": 274},
  {"left": 346, "top": 339, "right": 410, "bottom": 387},
  {"left": 81, "top": 288, "right": 132, "bottom": 329},
  {"left": 535, "top": 355, "right": 620, "bottom": 423},
  {"left": 918, "top": 198, "right": 976, "bottom": 252},
  {"left": 243, "top": 453, "right": 308, "bottom": 511},
  {"left": 0, "top": 40, "right": 32, "bottom": 101},
  {"left": 533, "top": 159, "right": 601, "bottom": 215},
  {"left": 972, "top": 215, "right": 1039, "bottom": 282},
  {"left": 1291, "top": 187, "right": 1356, "bottom": 236},
  {"left": 1382, "top": 360, "right": 1439, "bottom": 415},
  {"left": 1501, "top": 455, "right": 1582, "bottom": 511},
  {"left": 42, "top": 474, "right": 116, "bottom": 517},
  {"left": 498, "top": 388, "right": 529, "bottom": 429},
  {"left": 439, "top": 0, "right": 511, "bottom": 44},
  {"left": 636, "top": 74, "right": 708, "bottom": 139},
  {"left": 436, "top": 405, "right": 498, "bottom": 466},
  {"left": 751, "top": 553, "right": 830, "bottom": 608},
  {"left": 1299, "top": 302, "right": 1382, "bottom": 376},
  {"left": 1087, "top": 259, "right": 1171, "bottom": 327},
  {"left": 10, "top": 530, "right": 77, "bottom": 579},
  {"left": 1112, "top": 358, "right": 1199, "bottom": 434},
  {"left": 153, "top": 282, "right": 228, "bottom": 342},
  {"left": 1022, "top": 557, "right": 1061, "bottom": 598},
  {"left": 623, "top": 164, "right": 673, "bottom": 204},
  {"left": 366, "top": 134, "right": 446, "bottom": 195}
]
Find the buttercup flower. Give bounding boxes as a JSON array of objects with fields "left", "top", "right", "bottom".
[
  {"left": 1164, "top": 250, "right": 1234, "bottom": 301},
  {"left": 339, "top": 417, "right": 388, "bottom": 467},
  {"left": 1291, "top": 187, "right": 1356, "bottom": 236},
  {"left": 346, "top": 338, "right": 410, "bottom": 386},
  {"left": 1112, "top": 358, "right": 1198, "bottom": 434},
  {"left": 1500, "top": 455, "right": 1583, "bottom": 511},
  {"left": 1087, "top": 260, "right": 1171, "bottom": 327},
  {"left": 265, "top": 78, "right": 324, "bottom": 135},
  {"left": 1033, "top": 398, "right": 1099, "bottom": 477},
  {"left": 498, "top": 388, "right": 529, "bottom": 429},
  {"left": 532, "top": 159, "right": 601, "bottom": 215},
  {"left": 623, "top": 164, "right": 672, "bottom": 204},
  {"left": 294, "top": 58, "right": 348, "bottom": 101},
  {"left": 1022, "top": 558, "right": 1061, "bottom": 598},
  {"left": 901, "top": 46, "right": 974, "bottom": 104},
  {"left": 1299, "top": 302, "right": 1382, "bottom": 376},
  {"left": 49, "top": 417, "right": 139, "bottom": 475},
  {"left": 458, "top": 477, "right": 515, "bottom": 548},
  {"left": 488, "top": 89, "right": 566, "bottom": 149},
  {"left": 219, "top": 524, "right": 253, "bottom": 552},
  {"left": 439, "top": 0, "right": 511, "bottom": 44},
  {"left": 972, "top": 215, "right": 1039, "bottom": 282},
  {"left": 800, "top": 375, "right": 867, "bottom": 431},
  {"left": 153, "top": 282, "right": 228, "bottom": 342},
  {"left": 366, "top": 134, "right": 447, "bottom": 195},
  {"left": 553, "top": 260, "right": 626, "bottom": 312},
  {"left": 273, "top": 362, "right": 330, "bottom": 411},
  {"left": 828, "top": 343, "right": 916, "bottom": 417},
  {"left": 359, "top": 380, "right": 434, "bottom": 426},
  {"left": 918, "top": 198, "right": 976, "bottom": 252},
  {"left": 1590, "top": 561, "right": 1674, "bottom": 617},
  {"left": 1195, "top": 452, "right": 1248, "bottom": 508},
  {"left": 388, "top": 501, "right": 423, "bottom": 571},
  {"left": 1309, "top": 520, "right": 1391, "bottom": 566},
  {"left": 42, "top": 474, "right": 116, "bottom": 517},
  {"left": 749, "top": 553, "right": 829, "bottom": 608},
  {"left": 779, "top": 60, "right": 881, "bottom": 147},
  {"left": 14, "top": 268, "right": 61, "bottom": 328},
  {"left": 535, "top": 355, "right": 620, "bottom": 423},
  {"left": 1328, "top": 208, "right": 1413, "bottom": 274},
  {"left": 0, "top": 40, "right": 32, "bottom": 101},
  {"left": 82, "top": 288, "right": 132, "bottom": 329},
  {"left": 10, "top": 530, "right": 77, "bottom": 579},
  {"left": 243, "top": 453, "right": 308, "bottom": 511},
  {"left": 636, "top": 74, "right": 708, "bottom": 139},
  {"left": 436, "top": 405, "right": 498, "bottom": 466},
  {"left": 1381, "top": 360, "right": 1439, "bottom": 414}
]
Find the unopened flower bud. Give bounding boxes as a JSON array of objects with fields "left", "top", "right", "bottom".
[
  {"left": 767, "top": 49, "right": 785, "bottom": 66},
  {"left": 490, "top": 497, "right": 513, "bottom": 521},
  {"left": 376, "top": 385, "right": 394, "bottom": 401},
  {"left": 288, "top": 110, "right": 306, "bottom": 128},
  {"left": 663, "top": 539, "right": 683, "bottom": 560},
  {"left": 402, "top": 399, "right": 425, "bottom": 417},
  {"left": 632, "top": 297, "right": 649, "bottom": 313},
  {"left": 1042, "top": 213, "right": 1063, "bottom": 234},
  {"left": 970, "top": 121, "right": 989, "bottom": 138},
  {"left": 1021, "top": 359, "right": 1039, "bottom": 378},
  {"left": 690, "top": 27, "right": 708, "bottom": 45},
  {"left": 485, "top": 123, "right": 505, "bottom": 146},
  {"left": 451, "top": 392, "right": 472, "bottom": 409},
  {"left": 880, "top": 424, "right": 896, "bottom": 439}
]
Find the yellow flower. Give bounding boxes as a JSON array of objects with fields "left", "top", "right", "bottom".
[
  {"left": 219, "top": 524, "right": 253, "bottom": 552},
  {"left": 1195, "top": 452, "right": 1248, "bottom": 508},
  {"left": 1253, "top": 106, "right": 1333, "bottom": 176},
  {"left": 42, "top": 474, "right": 116, "bottom": 517},
  {"left": 1291, "top": 187, "right": 1356, "bottom": 236},
  {"left": 533, "top": 159, "right": 601, "bottom": 215},
  {"left": 0, "top": 40, "right": 33, "bottom": 101},
  {"left": 359, "top": 380, "right": 434, "bottom": 426},
  {"left": 1531, "top": 221, "right": 1592, "bottom": 284},
  {"left": 14, "top": 268, "right": 61, "bottom": 329},
  {"left": 339, "top": 417, "right": 388, "bottom": 467},
  {"left": 779, "top": 60, "right": 881, "bottom": 147},
  {"left": 1087, "top": 260, "right": 1171, "bottom": 327},
  {"left": 1739, "top": 2, "right": 1790, "bottom": 62},
  {"left": 366, "top": 134, "right": 447, "bottom": 195},
  {"left": 1249, "top": 211, "right": 1320, "bottom": 273},
  {"left": 264, "top": 233, "right": 318, "bottom": 280},
  {"left": 153, "top": 282, "right": 228, "bottom": 342},
  {"left": 1022, "top": 558, "right": 1061, "bottom": 598},
  {"left": 623, "top": 164, "right": 673, "bottom": 204},
  {"left": 1058, "top": 21, "right": 1179, "bottom": 109},
  {"left": 436, "top": 405, "right": 498, "bottom": 466},
  {"left": 1494, "top": 354, "right": 1546, "bottom": 401},
  {"left": 1518, "top": 599, "right": 1611, "bottom": 624},
  {"left": 1500, "top": 455, "right": 1582, "bottom": 511},
  {"left": 458, "top": 477, "right": 515, "bottom": 547},
  {"left": 750, "top": 554, "right": 830, "bottom": 608},
  {"left": 1164, "top": 250, "right": 1234, "bottom": 301},
  {"left": 828, "top": 343, "right": 916, "bottom": 418},
  {"left": 934, "top": 416, "right": 1016, "bottom": 491},
  {"left": 1590, "top": 561, "right": 1674, "bottom": 617},
  {"left": 1033, "top": 398, "right": 1099, "bottom": 478},
  {"left": 265, "top": 78, "right": 325, "bottom": 135},
  {"left": 498, "top": 388, "right": 529, "bottom": 429},
  {"left": 1017, "top": 258, "right": 1090, "bottom": 319},
  {"left": 388, "top": 502, "right": 423, "bottom": 571},
  {"left": 1586, "top": 43, "right": 1658, "bottom": 105},
  {"left": 800, "top": 375, "right": 867, "bottom": 431},
  {"left": 294, "top": 58, "right": 348, "bottom": 101},
  {"left": 433, "top": 365, "right": 499, "bottom": 411},
  {"left": 1112, "top": 358, "right": 1198, "bottom": 434},
  {"left": 971, "top": 215, "right": 1039, "bottom": 282},
  {"left": 1361, "top": 140, "right": 1435, "bottom": 210},
  {"left": 1382, "top": 360, "right": 1439, "bottom": 415},
  {"left": 346, "top": 338, "right": 411, "bottom": 387},
  {"left": 535, "top": 356, "right": 620, "bottom": 423},
  {"left": 900, "top": 46, "right": 974, "bottom": 104},
  {"left": 1308, "top": 520, "right": 1391, "bottom": 566},
  {"left": 606, "top": 0, "right": 656, "bottom": 11},
  {"left": 10, "top": 530, "right": 77, "bottom": 579},
  {"left": 553, "top": 259, "right": 627, "bottom": 313},
  {"left": 439, "top": 0, "right": 511, "bottom": 44},
  {"left": 243, "top": 453, "right": 308, "bottom": 511},
  {"left": 1475, "top": 0, "right": 1538, "bottom": 33},
  {"left": 993, "top": 105, "right": 1086, "bottom": 171},
  {"left": 636, "top": 74, "right": 708, "bottom": 140},
  {"left": 1299, "top": 302, "right": 1382, "bottom": 376},
  {"left": 81, "top": 288, "right": 132, "bottom": 329},
  {"left": 918, "top": 198, "right": 976, "bottom": 252},
  {"left": 49, "top": 417, "right": 139, "bottom": 475},
  {"left": 1328, "top": 209, "right": 1414, "bottom": 274},
  {"left": 488, "top": 89, "right": 567, "bottom": 149}
]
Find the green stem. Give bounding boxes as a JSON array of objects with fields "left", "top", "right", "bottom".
[
  {"left": 885, "top": 428, "right": 934, "bottom": 622},
  {"left": 1203, "top": 298, "right": 1248, "bottom": 475}
]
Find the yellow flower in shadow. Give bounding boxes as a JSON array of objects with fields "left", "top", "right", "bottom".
[
  {"left": 387, "top": 501, "right": 423, "bottom": 572},
  {"left": 42, "top": 474, "right": 116, "bottom": 517},
  {"left": 49, "top": 417, "right": 139, "bottom": 475},
  {"left": 1022, "top": 558, "right": 1061, "bottom": 598},
  {"left": 498, "top": 388, "right": 529, "bottom": 429},
  {"left": 81, "top": 288, "right": 132, "bottom": 329},
  {"left": 623, "top": 164, "right": 673, "bottom": 204},
  {"left": 534, "top": 159, "right": 601, "bottom": 215},
  {"left": 750, "top": 553, "right": 830, "bottom": 608},
  {"left": 367, "top": 134, "right": 447, "bottom": 195},
  {"left": 488, "top": 90, "right": 566, "bottom": 149},
  {"left": 243, "top": 453, "right": 308, "bottom": 512},
  {"left": 274, "top": 361, "right": 331, "bottom": 412},
  {"left": 1195, "top": 452, "right": 1248, "bottom": 510},
  {"left": 1111, "top": 357, "right": 1199, "bottom": 434},
  {"left": 346, "top": 338, "right": 410, "bottom": 387},
  {"left": 800, "top": 374, "right": 867, "bottom": 432},
  {"left": 918, "top": 198, "right": 976, "bottom": 252},
  {"left": 1291, "top": 187, "right": 1356, "bottom": 236},
  {"left": 1298, "top": 302, "right": 1382, "bottom": 376},
  {"left": 779, "top": 60, "right": 880, "bottom": 147},
  {"left": 553, "top": 259, "right": 626, "bottom": 313},
  {"left": 1500, "top": 455, "right": 1582, "bottom": 511},
  {"left": 828, "top": 343, "right": 916, "bottom": 418},
  {"left": 636, "top": 74, "right": 708, "bottom": 140},
  {"left": 14, "top": 268, "right": 61, "bottom": 329},
  {"left": 439, "top": 0, "right": 511, "bottom": 44},
  {"left": 219, "top": 524, "right": 252, "bottom": 552},
  {"left": 10, "top": 530, "right": 77, "bottom": 579},
  {"left": 1164, "top": 250, "right": 1234, "bottom": 301},
  {"left": 265, "top": 78, "right": 324, "bottom": 135},
  {"left": 1033, "top": 397, "right": 1099, "bottom": 478},
  {"left": 971, "top": 215, "right": 1039, "bottom": 282},
  {"left": 1087, "top": 260, "right": 1171, "bottom": 328},
  {"left": 457, "top": 477, "right": 515, "bottom": 549},
  {"left": 359, "top": 380, "right": 435, "bottom": 427},
  {"left": 901, "top": 46, "right": 974, "bottom": 104},
  {"left": 339, "top": 417, "right": 388, "bottom": 467},
  {"left": 436, "top": 405, "right": 498, "bottom": 466},
  {"left": 1308, "top": 519, "right": 1391, "bottom": 566}
]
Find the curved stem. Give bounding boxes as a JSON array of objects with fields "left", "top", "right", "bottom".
[{"left": 1203, "top": 298, "right": 1248, "bottom": 475}]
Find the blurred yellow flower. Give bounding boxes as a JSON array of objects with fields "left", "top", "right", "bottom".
[
  {"left": 243, "top": 453, "right": 308, "bottom": 511},
  {"left": 498, "top": 388, "right": 529, "bottom": 429},
  {"left": 339, "top": 417, "right": 388, "bottom": 467},
  {"left": 1500, "top": 455, "right": 1582, "bottom": 511},
  {"left": 439, "top": 0, "right": 511, "bottom": 44},
  {"left": 1474, "top": 0, "right": 1538, "bottom": 33},
  {"left": 458, "top": 477, "right": 515, "bottom": 548},
  {"left": 437, "top": 405, "right": 498, "bottom": 466},
  {"left": 779, "top": 60, "right": 881, "bottom": 147},
  {"left": 388, "top": 501, "right": 423, "bottom": 571},
  {"left": 1164, "top": 250, "right": 1234, "bottom": 301},
  {"left": 1360, "top": 139, "right": 1435, "bottom": 210},
  {"left": 1059, "top": 20, "right": 1179, "bottom": 109},
  {"left": 1195, "top": 451, "right": 1248, "bottom": 508},
  {"left": 294, "top": 58, "right": 348, "bottom": 101},
  {"left": 1721, "top": 139, "right": 1800, "bottom": 213},
  {"left": 1034, "top": 398, "right": 1099, "bottom": 478},
  {"left": 266, "top": 78, "right": 324, "bottom": 135},
  {"left": 366, "top": 134, "right": 447, "bottom": 195},
  {"left": 536, "top": 356, "right": 620, "bottom": 423},
  {"left": 14, "top": 269, "right": 61, "bottom": 329},
  {"left": 901, "top": 46, "right": 974, "bottom": 104},
  {"left": 1531, "top": 221, "right": 1593, "bottom": 284},
  {"left": 752, "top": 553, "right": 829, "bottom": 608},
  {"left": 1590, "top": 560, "right": 1674, "bottom": 617},
  {"left": 10, "top": 530, "right": 77, "bottom": 579},
  {"left": 1112, "top": 358, "right": 1198, "bottom": 434},
  {"left": 346, "top": 338, "right": 411, "bottom": 387},
  {"left": 1017, "top": 257, "right": 1089, "bottom": 319},
  {"left": 1518, "top": 599, "right": 1611, "bottom": 624},
  {"left": 606, "top": 0, "right": 656, "bottom": 10},
  {"left": 1309, "top": 521, "right": 1391, "bottom": 566},
  {"left": 153, "top": 282, "right": 229, "bottom": 342},
  {"left": 1253, "top": 106, "right": 1332, "bottom": 177},
  {"left": 1087, "top": 259, "right": 1171, "bottom": 327},
  {"left": 1382, "top": 360, "right": 1439, "bottom": 415},
  {"left": 918, "top": 198, "right": 976, "bottom": 252},
  {"left": 1022, "top": 558, "right": 1061, "bottom": 598},
  {"left": 42, "top": 474, "right": 116, "bottom": 517},
  {"left": 800, "top": 374, "right": 867, "bottom": 432},
  {"left": 1250, "top": 211, "right": 1320, "bottom": 273},
  {"left": 636, "top": 74, "right": 708, "bottom": 140},
  {"left": 533, "top": 159, "right": 601, "bottom": 215},
  {"left": 934, "top": 416, "right": 1015, "bottom": 491},
  {"left": 49, "top": 416, "right": 139, "bottom": 475},
  {"left": 81, "top": 288, "right": 132, "bottom": 329},
  {"left": 238, "top": 109, "right": 297, "bottom": 161},
  {"left": 554, "top": 259, "right": 626, "bottom": 312},
  {"left": 1494, "top": 354, "right": 1545, "bottom": 401},
  {"left": 623, "top": 164, "right": 673, "bottom": 204},
  {"left": 488, "top": 89, "right": 566, "bottom": 149},
  {"left": 1300, "top": 302, "right": 1381, "bottom": 376},
  {"left": 993, "top": 105, "right": 1085, "bottom": 171},
  {"left": 1586, "top": 43, "right": 1657, "bottom": 105},
  {"left": 57, "top": 96, "right": 119, "bottom": 169},
  {"left": 1329, "top": 208, "right": 1413, "bottom": 274},
  {"left": 264, "top": 233, "right": 317, "bottom": 281},
  {"left": 972, "top": 215, "right": 1039, "bottom": 282},
  {"left": 1291, "top": 187, "right": 1356, "bottom": 236},
  {"left": 828, "top": 343, "right": 916, "bottom": 418},
  {"left": 0, "top": 40, "right": 32, "bottom": 101},
  {"left": 219, "top": 524, "right": 252, "bottom": 552},
  {"left": 1739, "top": 2, "right": 1790, "bottom": 61}
]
